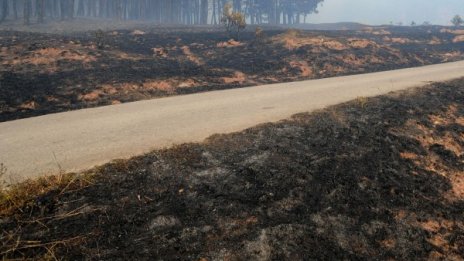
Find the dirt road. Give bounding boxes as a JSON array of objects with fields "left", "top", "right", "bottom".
[{"left": 1, "top": 61, "right": 464, "bottom": 182}]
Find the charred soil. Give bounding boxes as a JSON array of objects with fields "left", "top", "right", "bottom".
[
  {"left": 1, "top": 79, "right": 464, "bottom": 260},
  {"left": 1, "top": 25, "right": 464, "bottom": 122}
]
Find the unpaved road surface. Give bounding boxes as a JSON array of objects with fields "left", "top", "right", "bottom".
[{"left": 1, "top": 60, "right": 464, "bottom": 181}]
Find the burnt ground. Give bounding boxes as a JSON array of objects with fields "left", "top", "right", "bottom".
[
  {"left": 1, "top": 79, "right": 463, "bottom": 260},
  {"left": 1, "top": 25, "right": 464, "bottom": 122}
]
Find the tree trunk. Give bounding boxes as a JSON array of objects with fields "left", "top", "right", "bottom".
[
  {"left": 0, "top": 0, "right": 8, "bottom": 23},
  {"left": 60, "top": 0, "right": 66, "bottom": 20},
  {"left": 24, "top": 0, "right": 32, "bottom": 25},
  {"left": 77, "top": 0, "right": 84, "bottom": 16},
  {"left": 200, "top": 0, "right": 208, "bottom": 24},
  {"left": 12, "top": 0, "right": 17, "bottom": 19},
  {"left": 69, "top": 0, "right": 75, "bottom": 19},
  {"left": 37, "top": 0, "right": 45, "bottom": 23}
]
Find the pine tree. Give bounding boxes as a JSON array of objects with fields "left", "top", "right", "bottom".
[{"left": 451, "top": 15, "right": 463, "bottom": 27}]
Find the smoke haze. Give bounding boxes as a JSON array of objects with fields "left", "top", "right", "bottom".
[{"left": 309, "top": 0, "right": 464, "bottom": 25}]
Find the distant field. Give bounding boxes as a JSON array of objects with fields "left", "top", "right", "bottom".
[
  {"left": 1, "top": 23, "right": 464, "bottom": 122},
  {"left": 1, "top": 78, "right": 463, "bottom": 259}
]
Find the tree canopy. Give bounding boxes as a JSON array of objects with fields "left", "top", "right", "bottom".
[{"left": 451, "top": 15, "right": 463, "bottom": 27}]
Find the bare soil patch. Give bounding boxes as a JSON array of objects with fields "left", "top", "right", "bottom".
[
  {"left": 0, "top": 25, "right": 464, "bottom": 122},
  {"left": 1, "top": 79, "right": 463, "bottom": 260}
]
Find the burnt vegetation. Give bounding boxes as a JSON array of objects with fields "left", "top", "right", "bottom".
[
  {"left": 1, "top": 79, "right": 464, "bottom": 260},
  {"left": 1, "top": 2, "right": 464, "bottom": 259},
  {"left": 1, "top": 25, "right": 464, "bottom": 122}
]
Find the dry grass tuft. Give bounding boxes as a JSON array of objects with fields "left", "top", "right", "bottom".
[
  {"left": 0, "top": 171, "right": 96, "bottom": 259},
  {"left": 0, "top": 172, "right": 95, "bottom": 217},
  {"left": 356, "top": 96, "right": 369, "bottom": 108},
  {"left": 1, "top": 233, "right": 86, "bottom": 260},
  {"left": 0, "top": 163, "right": 7, "bottom": 188}
]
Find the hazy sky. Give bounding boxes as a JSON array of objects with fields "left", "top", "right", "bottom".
[{"left": 306, "top": 0, "right": 464, "bottom": 25}]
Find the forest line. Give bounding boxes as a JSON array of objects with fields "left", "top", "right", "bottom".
[{"left": 0, "top": 0, "right": 324, "bottom": 25}]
